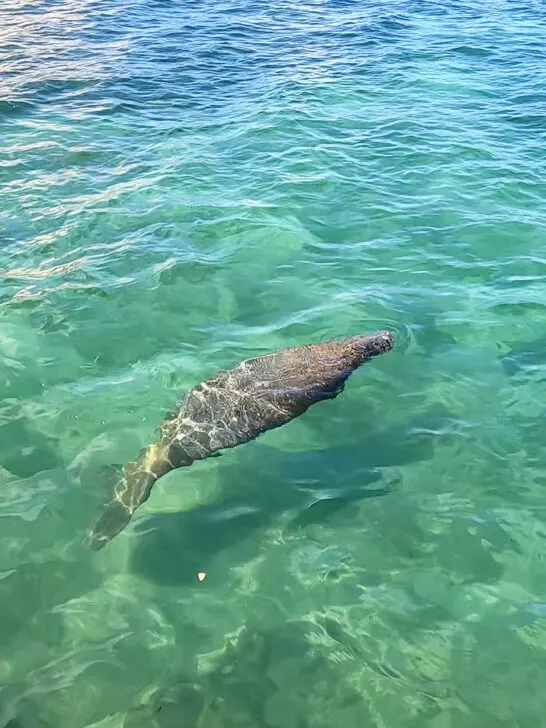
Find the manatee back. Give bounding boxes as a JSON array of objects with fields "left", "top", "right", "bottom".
[
  {"left": 162, "top": 332, "right": 392, "bottom": 467},
  {"left": 163, "top": 354, "right": 345, "bottom": 467}
]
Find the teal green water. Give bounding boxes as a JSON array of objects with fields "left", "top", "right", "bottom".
[{"left": 2, "top": 0, "right": 546, "bottom": 725}]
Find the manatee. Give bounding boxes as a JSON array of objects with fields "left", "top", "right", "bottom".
[{"left": 87, "top": 330, "right": 394, "bottom": 550}]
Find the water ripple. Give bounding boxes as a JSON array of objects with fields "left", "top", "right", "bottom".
[{"left": 1, "top": 0, "right": 546, "bottom": 726}]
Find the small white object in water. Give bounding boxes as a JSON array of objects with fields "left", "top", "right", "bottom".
[{"left": 197, "top": 572, "right": 206, "bottom": 581}]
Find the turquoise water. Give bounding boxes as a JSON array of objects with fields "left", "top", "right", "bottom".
[{"left": 2, "top": 0, "right": 546, "bottom": 724}]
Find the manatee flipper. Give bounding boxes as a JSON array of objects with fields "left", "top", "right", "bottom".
[{"left": 87, "top": 330, "right": 394, "bottom": 550}]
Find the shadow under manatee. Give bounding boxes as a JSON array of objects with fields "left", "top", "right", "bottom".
[{"left": 129, "top": 408, "right": 445, "bottom": 587}]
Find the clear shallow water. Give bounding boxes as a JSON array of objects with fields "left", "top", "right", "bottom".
[{"left": 2, "top": 0, "right": 546, "bottom": 724}]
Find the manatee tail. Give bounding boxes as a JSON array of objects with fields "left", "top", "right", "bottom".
[
  {"left": 86, "top": 498, "right": 135, "bottom": 551},
  {"left": 86, "top": 442, "right": 170, "bottom": 550}
]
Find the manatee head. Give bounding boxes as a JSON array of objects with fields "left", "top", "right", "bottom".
[{"left": 352, "top": 330, "right": 394, "bottom": 360}]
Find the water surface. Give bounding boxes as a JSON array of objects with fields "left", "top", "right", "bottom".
[{"left": 1, "top": 0, "right": 546, "bottom": 726}]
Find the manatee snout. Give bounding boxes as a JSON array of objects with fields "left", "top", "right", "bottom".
[
  {"left": 357, "top": 330, "right": 394, "bottom": 359},
  {"left": 377, "top": 330, "right": 394, "bottom": 351}
]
